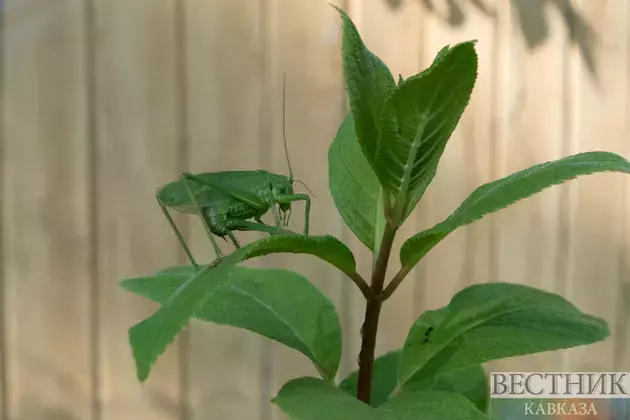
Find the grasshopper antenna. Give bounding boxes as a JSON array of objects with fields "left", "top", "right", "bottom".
[
  {"left": 282, "top": 73, "right": 294, "bottom": 182},
  {"left": 281, "top": 75, "right": 313, "bottom": 201},
  {"left": 294, "top": 179, "right": 316, "bottom": 198}
]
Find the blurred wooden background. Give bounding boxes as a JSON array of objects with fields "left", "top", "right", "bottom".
[{"left": 1, "top": 0, "right": 628, "bottom": 418}]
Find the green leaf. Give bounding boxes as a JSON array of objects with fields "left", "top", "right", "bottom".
[
  {"left": 273, "top": 377, "right": 489, "bottom": 419},
  {"left": 378, "top": 390, "right": 490, "bottom": 420},
  {"left": 121, "top": 265, "right": 342, "bottom": 381},
  {"left": 120, "top": 266, "right": 196, "bottom": 303},
  {"left": 329, "top": 113, "right": 384, "bottom": 250},
  {"left": 339, "top": 350, "right": 488, "bottom": 412},
  {"left": 128, "top": 263, "right": 229, "bottom": 382},
  {"left": 400, "top": 151, "right": 630, "bottom": 269},
  {"left": 128, "top": 234, "right": 357, "bottom": 382},
  {"left": 333, "top": 6, "right": 396, "bottom": 170},
  {"left": 377, "top": 41, "right": 478, "bottom": 225},
  {"left": 432, "top": 45, "right": 451, "bottom": 64},
  {"left": 406, "top": 365, "right": 489, "bottom": 414},
  {"left": 273, "top": 377, "right": 376, "bottom": 420},
  {"left": 229, "top": 234, "right": 359, "bottom": 276},
  {"left": 398, "top": 283, "right": 610, "bottom": 386}
]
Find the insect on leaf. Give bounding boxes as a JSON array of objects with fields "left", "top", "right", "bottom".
[
  {"left": 185, "top": 171, "right": 268, "bottom": 208},
  {"left": 377, "top": 41, "right": 478, "bottom": 225},
  {"left": 121, "top": 265, "right": 343, "bottom": 381},
  {"left": 329, "top": 113, "right": 384, "bottom": 250},
  {"left": 127, "top": 234, "right": 358, "bottom": 382},
  {"left": 158, "top": 170, "right": 269, "bottom": 214},
  {"left": 400, "top": 151, "right": 630, "bottom": 270},
  {"left": 397, "top": 283, "right": 609, "bottom": 387}
]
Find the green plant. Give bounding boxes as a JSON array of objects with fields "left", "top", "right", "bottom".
[{"left": 119, "top": 6, "right": 630, "bottom": 418}]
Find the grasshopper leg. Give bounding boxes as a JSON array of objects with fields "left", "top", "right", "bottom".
[
  {"left": 269, "top": 204, "right": 282, "bottom": 229},
  {"left": 181, "top": 174, "right": 224, "bottom": 259},
  {"left": 227, "top": 231, "right": 241, "bottom": 249},
  {"left": 274, "top": 193, "right": 311, "bottom": 235},
  {"left": 156, "top": 196, "right": 199, "bottom": 270},
  {"left": 226, "top": 219, "right": 293, "bottom": 236}
]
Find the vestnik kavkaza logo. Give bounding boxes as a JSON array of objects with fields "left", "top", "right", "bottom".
[
  {"left": 489, "top": 372, "right": 630, "bottom": 418},
  {"left": 491, "top": 372, "right": 629, "bottom": 398}
]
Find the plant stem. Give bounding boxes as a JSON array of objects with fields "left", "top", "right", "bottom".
[
  {"left": 380, "top": 265, "right": 411, "bottom": 301},
  {"left": 356, "top": 299, "right": 382, "bottom": 403},
  {"left": 356, "top": 222, "right": 397, "bottom": 404},
  {"left": 348, "top": 271, "right": 375, "bottom": 300}
]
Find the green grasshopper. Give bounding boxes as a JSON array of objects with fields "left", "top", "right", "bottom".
[{"left": 156, "top": 77, "right": 312, "bottom": 269}]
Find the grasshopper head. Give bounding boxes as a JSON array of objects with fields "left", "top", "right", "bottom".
[{"left": 270, "top": 174, "right": 294, "bottom": 227}]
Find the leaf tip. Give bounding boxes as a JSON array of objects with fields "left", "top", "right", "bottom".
[
  {"left": 592, "top": 316, "right": 611, "bottom": 339},
  {"left": 329, "top": 3, "right": 345, "bottom": 17},
  {"left": 128, "top": 324, "right": 152, "bottom": 383},
  {"left": 118, "top": 278, "right": 135, "bottom": 292},
  {"left": 331, "top": 4, "right": 357, "bottom": 32}
]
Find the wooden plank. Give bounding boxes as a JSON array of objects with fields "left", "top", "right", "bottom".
[
  {"left": 92, "top": 1, "right": 183, "bottom": 418},
  {"left": 618, "top": 0, "right": 630, "bottom": 372},
  {"left": 491, "top": 0, "right": 568, "bottom": 372},
  {"left": 0, "top": 0, "right": 6, "bottom": 415},
  {"left": 354, "top": 0, "right": 424, "bottom": 365},
  {"left": 183, "top": 1, "right": 265, "bottom": 419},
  {"left": 2, "top": 0, "right": 92, "bottom": 418},
  {"left": 267, "top": 1, "right": 346, "bottom": 418},
  {"left": 563, "top": 0, "right": 629, "bottom": 372},
  {"left": 413, "top": 0, "right": 497, "bottom": 337}
]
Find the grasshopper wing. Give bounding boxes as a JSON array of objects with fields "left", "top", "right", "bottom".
[{"left": 184, "top": 171, "right": 267, "bottom": 209}]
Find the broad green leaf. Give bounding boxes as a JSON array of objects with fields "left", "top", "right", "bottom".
[
  {"left": 398, "top": 283, "right": 609, "bottom": 386},
  {"left": 339, "top": 350, "right": 488, "bottom": 412},
  {"left": 406, "top": 365, "right": 489, "bottom": 414},
  {"left": 329, "top": 113, "right": 383, "bottom": 250},
  {"left": 400, "top": 151, "right": 630, "bottom": 269},
  {"left": 377, "top": 41, "right": 478, "bottom": 225},
  {"left": 273, "top": 377, "right": 376, "bottom": 420},
  {"left": 128, "top": 263, "right": 229, "bottom": 382},
  {"left": 226, "top": 234, "right": 359, "bottom": 277},
  {"left": 120, "top": 266, "right": 198, "bottom": 303},
  {"left": 128, "top": 234, "right": 356, "bottom": 382},
  {"left": 378, "top": 390, "right": 490, "bottom": 420},
  {"left": 333, "top": 6, "right": 396, "bottom": 169},
  {"left": 273, "top": 377, "right": 489, "bottom": 419},
  {"left": 121, "top": 265, "right": 342, "bottom": 380}
]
